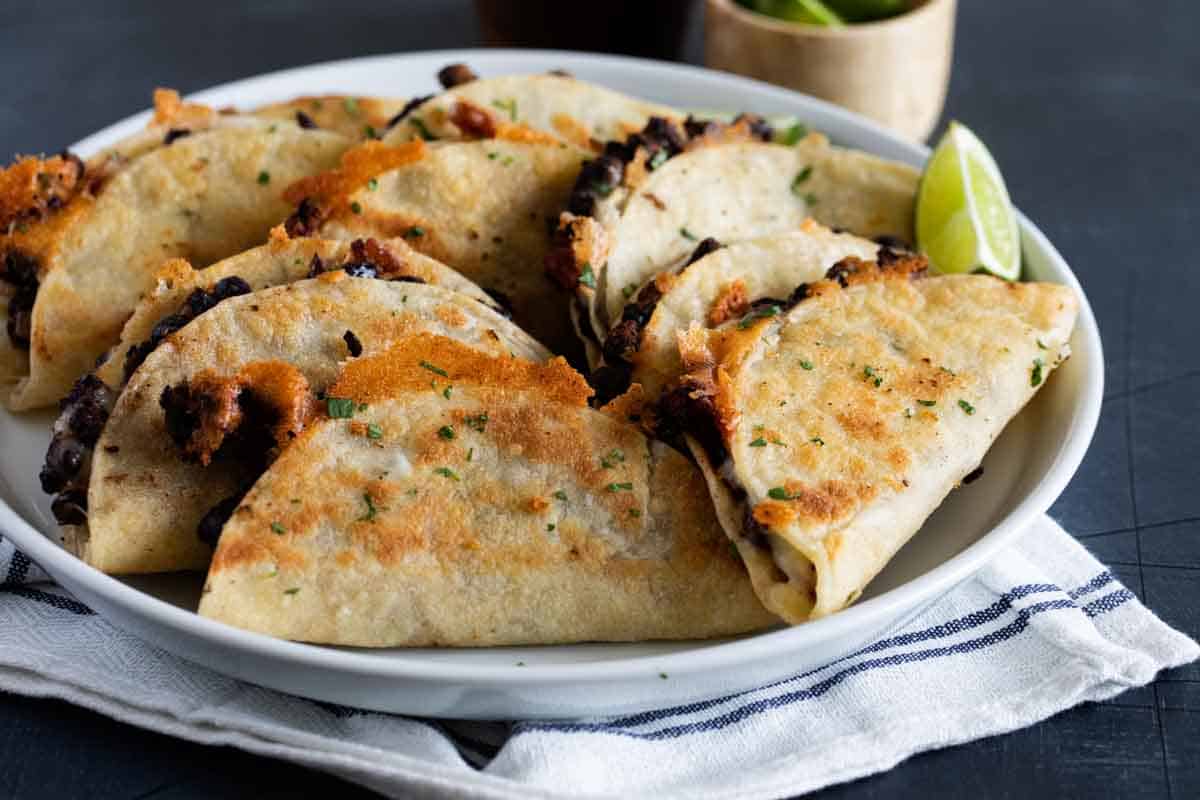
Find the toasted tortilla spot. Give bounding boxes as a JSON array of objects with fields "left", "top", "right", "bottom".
[
  {"left": 434, "top": 303, "right": 468, "bottom": 328},
  {"left": 707, "top": 280, "right": 750, "bottom": 327},
  {"left": 282, "top": 140, "right": 426, "bottom": 209},
  {"left": 329, "top": 334, "right": 591, "bottom": 407}
]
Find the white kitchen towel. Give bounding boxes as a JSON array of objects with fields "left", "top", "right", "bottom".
[{"left": 0, "top": 515, "right": 1194, "bottom": 799}]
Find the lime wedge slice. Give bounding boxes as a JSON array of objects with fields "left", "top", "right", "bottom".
[
  {"left": 916, "top": 121, "right": 1021, "bottom": 280},
  {"left": 753, "top": 0, "right": 846, "bottom": 27}
]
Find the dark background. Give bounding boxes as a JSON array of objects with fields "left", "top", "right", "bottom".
[{"left": 2, "top": 1, "right": 1198, "bottom": 797}]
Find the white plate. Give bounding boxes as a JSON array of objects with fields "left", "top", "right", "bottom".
[{"left": 0, "top": 49, "right": 1103, "bottom": 719}]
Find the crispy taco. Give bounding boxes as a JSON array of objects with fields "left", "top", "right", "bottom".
[
  {"left": 660, "top": 256, "right": 1078, "bottom": 623},
  {"left": 39, "top": 229, "right": 503, "bottom": 531},
  {"left": 546, "top": 129, "right": 919, "bottom": 358},
  {"left": 281, "top": 137, "right": 588, "bottom": 357},
  {"left": 198, "top": 334, "right": 775, "bottom": 645},
  {"left": 384, "top": 66, "right": 682, "bottom": 149},
  {"left": 592, "top": 222, "right": 882, "bottom": 405},
  {"left": 72, "top": 277, "right": 548, "bottom": 575}
]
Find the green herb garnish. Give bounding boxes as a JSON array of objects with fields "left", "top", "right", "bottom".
[
  {"left": 622, "top": 283, "right": 638, "bottom": 299},
  {"left": 680, "top": 227, "right": 697, "bottom": 241},
  {"left": 359, "top": 492, "right": 380, "bottom": 522},
  {"left": 553, "top": 490, "right": 568, "bottom": 501},
  {"left": 738, "top": 304, "right": 781, "bottom": 329},
  {"left": 799, "top": 359, "right": 814, "bottom": 370},
  {"left": 917, "top": 399, "right": 937, "bottom": 407},
  {"left": 600, "top": 449, "right": 626, "bottom": 469},
  {"left": 326, "top": 397, "right": 356, "bottom": 418},
  {"left": 442, "top": 385, "right": 452, "bottom": 400},
  {"left": 467, "top": 447, "right": 474, "bottom": 462},
  {"left": 648, "top": 149, "right": 669, "bottom": 169},
  {"left": 628, "top": 508, "right": 642, "bottom": 518},
  {"left": 768, "top": 487, "right": 797, "bottom": 500},
  {"left": 367, "top": 423, "right": 384, "bottom": 440},
  {"left": 367, "top": 177, "right": 378, "bottom": 191},
  {"left": 749, "top": 437, "right": 767, "bottom": 447},
  {"left": 343, "top": 97, "right": 360, "bottom": 115},
  {"left": 547, "top": 523, "right": 556, "bottom": 531},
  {"left": 409, "top": 117, "right": 436, "bottom": 141},
  {"left": 465, "top": 413, "right": 488, "bottom": 432},
  {"left": 777, "top": 122, "right": 809, "bottom": 146},
  {"left": 607, "top": 482, "right": 633, "bottom": 492},
  {"left": 350, "top": 201, "right": 363, "bottom": 214},
  {"left": 438, "top": 425, "right": 455, "bottom": 440},
  {"left": 790, "top": 166, "right": 813, "bottom": 196},
  {"left": 271, "top": 522, "right": 286, "bottom": 535},
  {"left": 404, "top": 226, "right": 424, "bottom": 238},
  {"left": 863, "top": 365, "right": 883, "bottom": 387},
  {"left": 420, "top": 360, "right": 448, "bottom": 377},
  {"left": 434, "top": 467, "right": 461, "bottom": 481},
  {"left": 958, "top": 399, "right": 976, "bottom": 415},
  {"left": 491, "top": 98, "right": 518, "bottom": 121},
  {"left": 810, "top": 436, "right": 825, "bottom": 446},
  {"left": 284, "top": 587, "right": 300, "bottom": 595},
  {"left": 363, "top": 124, "right": 378, "bottom": 139},
  {"left": 578, "top": 262, "right": 596, "bottom": 289},
  {"left": 257, "top": 171, "right": 270, "bottom": 185},
  {"left": 1031, "top": 358, "right": 1044, "bottom": 387}
]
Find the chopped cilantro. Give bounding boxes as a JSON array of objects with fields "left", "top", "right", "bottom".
[
  {"left": 777, "top": 122, "right": 808, "bottom": 146},
  {"left": 438, "top": 425, "right": 455, "bottom": 440},
  {"left": 904, "top": 408, "right": 913, "bottom": 419},
  {"left": 622, "top": 283, "right": 638, "bottom": 299},
  {"left": 590, "top": 178, "right": 615, "bottom": 196},
  {"left": 442, "top": 385, "right": 453, "bottom": 399},
  {"left": 358, "top": 402, "right": 368, "bottom": 411},
  {"left": 404, "top": 226, "right": 424, "bottom": 238},
  {"left": 804, "top": 193, "right": 818, "bottom": 206},
  {"left": 359, "top": 492, "right": 380, "bottom": 522},
  {"left": 799, "top": 359, "right": 814, "bottom": 370},
  {"left": 343, "top": 97, "right": 360, "bottom": 115},
  {"left": 578, "top": 262, "right": 596, "bottom": 288},
  {"left": 257, "top": 170, "right": 270, "bottom": 185},
  {"left": 749, "top": 437, "right": 767, "bottom": 447},
  {"left": 917, "top": 399, "right": 937, "bottom": 407},
  {"left": 409, "top": 117, "right": 436, "bottom": 141},
  {"left": 491, "top": 97, "right": 518, "bottom": 121},
  {"left": 465, "top": 413, "right": 489, "bottom": 432},
  {"left": 958, "top": 399, "right": 976, "bottom": 415},
  {"left": 680, "top": 227, "right": 697, "bottom": 241},
  {"left": 628, "top": 508, "right": 641, "bottom": 518},
  {"left": 648, "top": 149, "right": 668, "bottom": 170},
  {"left": 467, "top": 447, "right": 474, "bottom": 462},
  {"left": 367, "top": 177, "right": 378, "bottom": 191},
  {"left": 487, "top": 151, "right": 499, "bottom": 160},
  {"left": 350, "top": 201, "right": 363, "bottom": 214},
  {"left": 863, "top": 365, "right": 883, "bottom": 387},
  {"left": 547, "top": 523, "right": 556, "bottom": 532},
  {"left": 268, "top": 124, "right": 277, "bottom": 133},
  {"left": 790, "top": 166, "right": 813, "bottom": 196},
  {"left": 553, "top": 490, "right": 568, "bottom": 501},
  {"left": 271, "top": 522, "right": 286, "bottom": 535},
  {"left": 1031, "top": 358, "right": 1044, "bottom": 387},
  {"left": 434, "top": 466, "right": 461, "bottom": 481},
  {"left": 420, "top": 360, "right": 448, "bottom": 377},
  {"left": 1037, "top": 339, "right": 1048, "bottom": 350},
  {"left": 326, "top": 397, "right": 356, "bottom": 418},
  {"left": 600, "top": 449, "right": 625, "bottom": 468},
  {"left": 284, "top": 587, "right": 300, "bottom": 595},
  {"left": 367, "top": 423, "right": 384, "bottom": 440},
  {"left": 810, "top": 436, "right": 825, "bottom": 446},
  {"left": 940, "top": 366, "right": 956, "bottom": 376},
  {"left": 501, "top": 155, "right": 514, "bottom": 167},
  {"left": 659, "top": 672, "right": 668, "bottom": 680},
  {"left": 363, "top": 124, "right": 378, "bottom": 139},
  {"left": 768, "top": 487, "right": 797, "bottom": 500},
  {"left": 738, "top": 304, "right": 781, "bottom": 329},
  {"left": 607, "top": 482, "right": 633, "bottom": 492}
]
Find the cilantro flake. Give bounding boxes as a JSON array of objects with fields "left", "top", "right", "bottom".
[
  {"left": 326, "top": 397, "right": 356, "bottom": 418},
  {"left": 420, "top": 360, "right": 448, "bottom": 377},
  {"left": 578, "top": 262, "right": 596, "bottom": 289}
]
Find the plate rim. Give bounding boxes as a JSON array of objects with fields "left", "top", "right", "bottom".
[{"left": 0, "top": 48, "right": 1104, "bottom": 686}]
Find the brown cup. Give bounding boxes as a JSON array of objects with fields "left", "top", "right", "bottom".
[{"left": 704, "top": 0, "right": 956, "bottom": 141}]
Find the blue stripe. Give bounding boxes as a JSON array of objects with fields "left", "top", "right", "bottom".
[
  {"left": 517, "top": 579, "right": 1132, "bottom": 741},
  {"left": 0, "top": 585, "right": 95, "bottom": 616},
  {"left": 577, "top": 573, "right": 1112, "bottom": 731}
]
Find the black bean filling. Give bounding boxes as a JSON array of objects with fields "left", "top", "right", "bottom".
[
  {"left": 963, "top": 466, "right": 985, "bottom": 485},
  {"left": 122, "top": 276, "right": 252, "bottom": 382},
  {"left": 197, "top": 492, "right": 246, "bottom": 549},
  {"left": 295, "top": 110, "right": 318, "bottom": 129},
  {"left": 3, "top": 250, "right": 39, "bottom": 350},
  {"left": 483, "top": 288, "right": 514, "bottom": 319},
  {"left": 343, "top": 329, "right": 363, "bottom": 357},
  {"left": 284, "top": 197, "right": 323, "bottom": 237},
  {"left": 40, "top": 374, "right": 116, "bottom": 524},
  {"left": 160, "top": 380, "right": 296, "bottom": 545},
  {"left": 567, "top": 116, "right": 687, "bottom": 217},
  {"left": 386, "top": 95, "right": 434, "bottom": 130},
  {"left": 590, "top": 237, "right": 724, "bottom": 405},
  {"left": 163, "top": 128, "right": 191, "bottom": 145},
  {"left": 437, "top": 63, "right": 478, "bottom": 89}
]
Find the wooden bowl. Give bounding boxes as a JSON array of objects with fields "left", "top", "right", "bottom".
[{"left": 705, "top": 0, "right": 956, "bottom": 141}]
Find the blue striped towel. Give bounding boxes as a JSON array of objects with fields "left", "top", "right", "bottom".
[{"left": 0, "top": 515, "right": 1194, "bottom": 799}]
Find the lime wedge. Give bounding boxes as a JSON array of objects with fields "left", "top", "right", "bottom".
[
  {"left": 916, "top": 121, "right": 1021, "bottom": 280},
  {"left": 824, "top": 0, "right": 910, "bottom": 22},
  {"left": 750, "top": 0, "right": 846, "bottom": 27}
]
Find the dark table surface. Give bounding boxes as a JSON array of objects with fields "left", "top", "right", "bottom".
[{"left": 2, "top": 1, "right": 1197, "bottom": 797}]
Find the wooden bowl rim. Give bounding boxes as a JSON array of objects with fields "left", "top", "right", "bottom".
[{"left": 707, "top": 0, "right": 955, "bottom": 39}]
